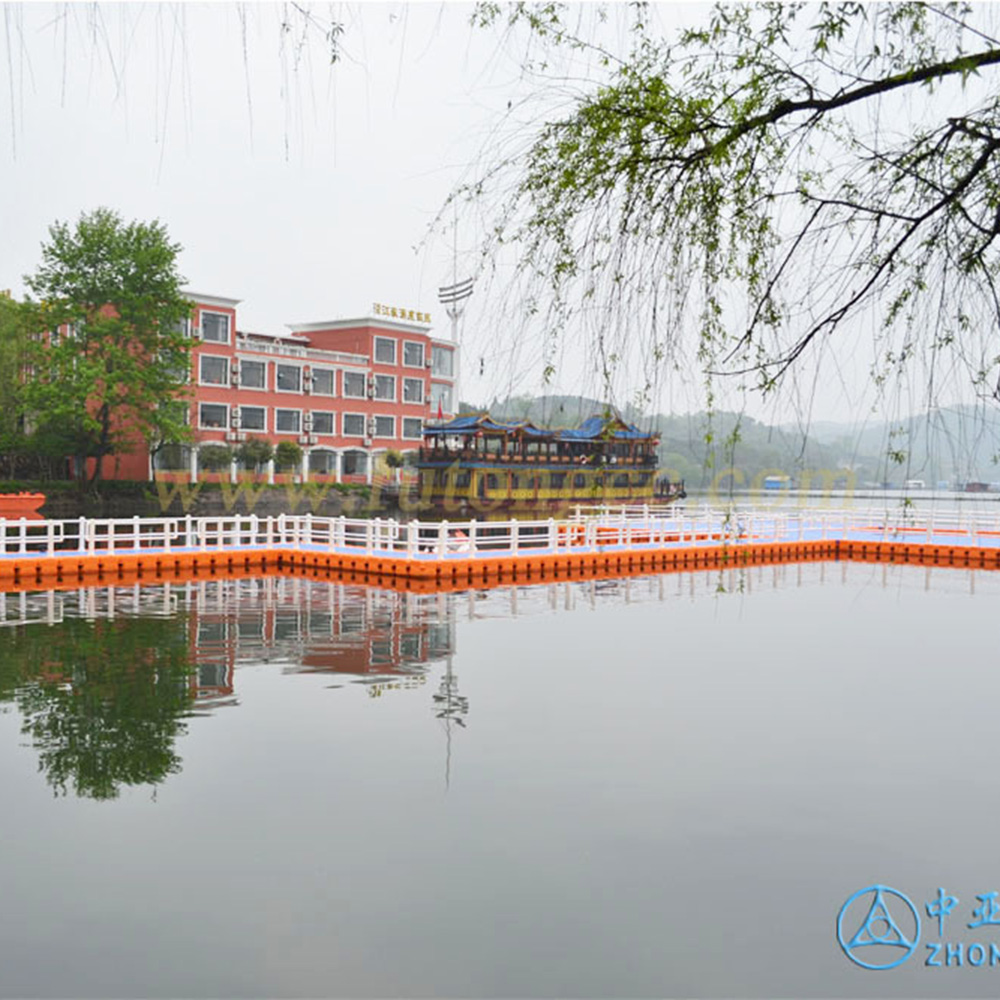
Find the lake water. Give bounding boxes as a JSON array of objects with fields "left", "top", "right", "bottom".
[{"left": 0, "top": 563, "right": 998, "bottom": 998}]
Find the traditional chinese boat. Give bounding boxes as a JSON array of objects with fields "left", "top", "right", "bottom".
[
  {"left": 0, "top": 492, "right": 46, "bottom": 519},
  {"left": 416, "top": 412, "right": 685, "bottom": 510}
]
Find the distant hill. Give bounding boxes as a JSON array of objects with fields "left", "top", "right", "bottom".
[{"left": 461, "top": 395, "right": 1000, "bottom": 488}]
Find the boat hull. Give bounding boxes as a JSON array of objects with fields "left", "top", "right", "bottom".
[{"left": 0, "top": 493, "right": 46, "bottom": 520}]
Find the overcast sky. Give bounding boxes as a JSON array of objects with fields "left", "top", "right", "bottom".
[{"left": 0, "top": 1, "right": 993, "bottom": 434}]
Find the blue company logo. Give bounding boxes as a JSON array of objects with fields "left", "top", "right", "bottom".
[{"left": 837, "top": 885, "right": 921, "bottom": 970}]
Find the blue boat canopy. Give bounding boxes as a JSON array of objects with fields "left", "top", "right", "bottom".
[{"left": 423, "top": 412, "right": 658, "bottom": 442}]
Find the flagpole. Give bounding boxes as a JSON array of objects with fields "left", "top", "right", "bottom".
[{"left": 438, "top": 276, "right": 474, "bottom": 420}]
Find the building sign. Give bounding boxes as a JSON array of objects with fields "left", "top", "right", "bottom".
[{"left": 373, "top": 303, "right": 431, "bottom": 324}]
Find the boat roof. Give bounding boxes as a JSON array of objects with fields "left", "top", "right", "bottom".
[{"left": 424, "top": 412, "right": 657, "bottom": 442}]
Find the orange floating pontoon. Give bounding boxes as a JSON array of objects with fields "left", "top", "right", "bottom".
[{"left": 0, "top": 508, "right": 999, "bottom": 594}]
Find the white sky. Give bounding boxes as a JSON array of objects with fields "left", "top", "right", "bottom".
[{"left": 0, "top": 2, "right": 992, "bottom": 429}]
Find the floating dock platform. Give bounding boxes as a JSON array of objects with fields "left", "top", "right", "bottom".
[{"left": 0, "top": 506, "right": 999, "bottom": 594}]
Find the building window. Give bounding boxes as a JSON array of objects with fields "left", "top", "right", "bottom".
[
  {"left": 403, "top": 378, "right": 423, "bottom": 403},
  {"left": 431, "top": 345, "right": 454, "bottom": 377},
  {"left": 240, "top": 359, "right": 266, "bottom": 388},
  {"left": 309, "top": 450, "right": 337, "bottom": 474},
  {"left": 343, "top": 371, "right": 366, "bottom": 398},
  {"left": 574, "top": 473, "right": 586, "bottom": 489},
  {"left": 199, "top": 403, "right": 228, "bottom": 429},
  {"left": 201, "top": 312, "right": 230, "bottom": 344},
  {"left": 403, "top": 342, "right": 425, "bottom": 367},
  {"left": 276, "top": 364, "right": 301, "bottom": 392},
  {"left": 402, "top": 417, "right": 423, "bottom": 439},
  {"left": 374, "top": 415, "right": 395, "bottom": 438},
  {"left": 374, "top": 375, "right": 395, "bottom": 401},
  {"left": 430, "top": 383, "right": 453, "bottom": 413},
  {"left": 312, "top": 411, "right": 335, "bottom": 435},
  {"left": 312, "top": 368, "right": 335, "bottom": 395},
  {"left": 240, "top": 406, "right": 266, "bottom": 431},
  {"left": 374, "top": 337, "right": 396, "bottom": 364},
  {"left": 275, "top": 409, "right": 301, "bottom": 434},
  {"left": 342, "top": 450, "right": 368, "bottom": 476},
  {"left": 199, "top": 355, "right": 229, "bottom": 385},
  {"left": 343, "top": 413, "right": 365, "bottom": 436}
]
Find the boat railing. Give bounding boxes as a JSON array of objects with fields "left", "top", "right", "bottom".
[
  {"left": 2, "top": 506, "right": 1000, "bottom": 561},
  {"left": 417, "top": 449, "right": 658, "bottom": 467}
]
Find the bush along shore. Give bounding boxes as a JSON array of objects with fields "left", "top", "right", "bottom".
[{"left": 0, "top": 480, "right": 389, "bottom": 520}]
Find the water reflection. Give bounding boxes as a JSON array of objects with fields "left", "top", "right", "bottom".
[
  {"left": 0, "top": 561, "right": 987, "bottom": 803},
  {"left": 0, "top": 614, "right": 194, "bottom": 800}
]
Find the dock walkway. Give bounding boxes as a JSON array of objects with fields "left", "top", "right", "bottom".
[{"left": 1, "top": 505, "right": 999, "bottom": 592}]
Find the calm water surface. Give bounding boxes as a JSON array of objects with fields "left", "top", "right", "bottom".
[{"left": 0, "top": 563, "right": 997, "bottom": 998}]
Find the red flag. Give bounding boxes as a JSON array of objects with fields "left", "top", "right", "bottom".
[{"left": 437, "top": 399, "right": 444, "bottom": 421}]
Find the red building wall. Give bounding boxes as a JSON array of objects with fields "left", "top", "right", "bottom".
[{"left": 149, "top": 295, "right": 458, "bottom": 484}]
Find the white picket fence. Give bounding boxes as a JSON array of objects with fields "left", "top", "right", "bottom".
[{"left": 1, "top": 505, "right": 999, "bottom": 561}]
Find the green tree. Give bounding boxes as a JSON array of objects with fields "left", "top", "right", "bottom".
[
  {"left": 23, "top": 208, "right": 193, "bottom": 484},
  {"left": 470, "top": 3, "right": 1000, "bottom": 402},
  {"left": 383, "top": 448, "right": 404, "bottom": 483},
  {"left": 0, "top": 293, "right": 32, "bottom": 478},
  {"left": 198, "top": 443, "right": 234, "bottom": 472},
  {"left": 275, "top": 440, "right": 303, "bottom": 472},
  {"left": 236, "top": 436, "right": 275, "bottom": 476}
]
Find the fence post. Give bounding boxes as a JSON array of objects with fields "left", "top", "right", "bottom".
[
  {"left": 469, "top": 519, "right": 478, "bottom": 555},
  {"left": 18, "top": 517, "right": 26, "bottom": 555},
  {"left": 547, "top": 517, "right": 556, "bottom": 551},
  {"left": 408, "top": 520, "right": 419, "bottom": 558},
  {"left": 510, "top": 518, "right": 519, "bottom": 555},
  {"left": 439, "top": 520, "right": 448, "bottom": 559}
]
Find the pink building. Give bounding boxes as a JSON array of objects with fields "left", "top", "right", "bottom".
[{"left": 151, "top": 293, "right": 457, "bottom": 484}]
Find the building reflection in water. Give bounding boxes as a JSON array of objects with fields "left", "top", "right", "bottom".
[
  {"left": 1, "top": 560, "right": 980, "bottom": 799},
  {"left": 187, "top": 577, "right": 457, "bottom": 711}
]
